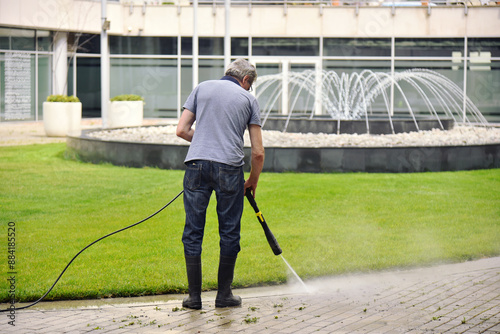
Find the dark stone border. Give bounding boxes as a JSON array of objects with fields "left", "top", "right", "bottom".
[
  {"left": 262, "top": 117, "right": 454, "bottom": 134},
  {"left": 67, "top": 128, "right": 500, "bottom": 173}
]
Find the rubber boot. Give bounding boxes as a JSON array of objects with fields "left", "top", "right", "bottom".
[
  {"left": 215, "top": 255, "right": 242, "bottom": 308},
  {"left": 182, "top": 255, "right": 202, "bottom": 310}
]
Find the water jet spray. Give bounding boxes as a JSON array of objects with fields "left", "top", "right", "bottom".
[{"left": 245, "top": 189, "right": 309, "bottom": 292}]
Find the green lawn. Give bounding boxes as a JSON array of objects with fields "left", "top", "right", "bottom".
[{"left": 1, "top": 143, "right": 499, "bottom": 303}]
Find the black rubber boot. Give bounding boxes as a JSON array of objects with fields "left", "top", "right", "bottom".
[
  {"left": 215, "top": 255, "right": 242, "bottom": 308},
  {"left": 182, "top": 255, "right": 202, "bottom": 310}
]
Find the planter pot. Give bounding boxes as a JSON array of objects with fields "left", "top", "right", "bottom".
[
  {"left": 43, "top": 102, "right": 82, "bottom": 137},
  {"left": 107, "top": 101, "right": 143, "bottom": 128}
]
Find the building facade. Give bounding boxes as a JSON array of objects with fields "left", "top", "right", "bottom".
[{"left": 1, "top": 0, "right": 499, "bottom": 123}]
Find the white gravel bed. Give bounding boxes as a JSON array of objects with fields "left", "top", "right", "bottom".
[{"left": 87, "top": 125, "right": 500, "bottom": 148}]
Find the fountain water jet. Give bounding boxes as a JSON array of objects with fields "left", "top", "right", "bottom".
[
  {"left": 255, "top": 69, "right": 488, "bottom": 134},
  {"left": 67, "top": 69, "right": 500, "bottom": 173}
]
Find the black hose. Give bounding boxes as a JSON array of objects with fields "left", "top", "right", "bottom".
[{"left": 0, "top": 189, "right": 184, "bottom": 312}]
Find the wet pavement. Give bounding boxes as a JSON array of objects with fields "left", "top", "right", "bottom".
[{"left": 1, "top": 257, "right": 499, "bottom": 333}]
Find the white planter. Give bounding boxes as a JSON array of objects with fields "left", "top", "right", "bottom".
[
  {"left": 107, "top": 101, "right": 143, "bottom": 128},
  {"left": 43, "top": 102, "right": 82, "bottom": 137}
]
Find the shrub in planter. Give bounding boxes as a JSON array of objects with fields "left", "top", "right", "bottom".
[
  {"left": 46, "top": 95, "right": 80, "bottom": 103},
  {"left": 108, "top": 94, "right": 144, "bottom": 128},
  {"left": 110, "top": 94, "right": 144, "bottom": 102},
  {"left": 43, "top": 95, "right": 82, "bottom": 137}
]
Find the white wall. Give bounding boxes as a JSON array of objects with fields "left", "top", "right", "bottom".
[{"left": 0, "top": 0, "right": 499, "bottom": 38}]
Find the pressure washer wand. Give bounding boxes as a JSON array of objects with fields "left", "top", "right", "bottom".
[{"left": 245, "top": 188, "right": 282, "bottom": 256}]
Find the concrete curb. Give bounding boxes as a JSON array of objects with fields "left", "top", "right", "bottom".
[{"left": 68, "top": 128, "right": 500, "bottom": 173}]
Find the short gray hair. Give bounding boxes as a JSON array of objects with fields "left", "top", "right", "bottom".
[{"left": 225, "top": 58, "right": 257, "bottom": 85}]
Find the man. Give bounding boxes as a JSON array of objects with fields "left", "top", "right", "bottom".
[{"left": 176, "top": 58, "right": 265, "bottom": 309}]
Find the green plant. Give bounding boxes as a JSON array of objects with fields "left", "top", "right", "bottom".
[
  {"left": 46, "top": 94, "right": 80, "bottom": 102},
  {"left": 243, "top": 316, "right": 259, "bottom": 324},
  {"left": 110, "top": 94, "right": 144, "bottom": 102},
  {"left": 172, "top": 307, "right": 185, "bottom": 312}
]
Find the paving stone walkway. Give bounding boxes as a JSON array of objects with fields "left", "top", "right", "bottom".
[{"left": 1, "top": 257, "right": 499, "bottom": 333}]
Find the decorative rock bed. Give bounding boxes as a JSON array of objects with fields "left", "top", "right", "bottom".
[
  {"left": 86, "top": 125, "right": 500, "bottom": 148},
  {"left": 67, "top": 125, "right": 500, "bottom": 173}
]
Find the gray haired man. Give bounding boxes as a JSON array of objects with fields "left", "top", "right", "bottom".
[{"left": 176, "top": 58, "right": 265, "bottom": 309}]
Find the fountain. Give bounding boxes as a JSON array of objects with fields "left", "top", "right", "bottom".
[
  {"left": 257, "top": 69, "right": 488, "bottom": 135},
  {"left": 67, "top": 69, "right": 500, "bottom": 173}
]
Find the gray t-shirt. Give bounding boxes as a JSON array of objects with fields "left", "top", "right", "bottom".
[{"left": 182, "top": 78, "right": 261, "bottom": 166}]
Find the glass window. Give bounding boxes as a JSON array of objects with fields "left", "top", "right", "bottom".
[
  {"left": 77, "top": 57, "right": 101, "bottom": 118},
  {"left": 38, "top": 54, "right": 51, "bottom": 120},
  {"left": 181, "top": 59, "right": 193, "bottom": 106},
  {"left": 182, "top": 37, "right": 192, "bottom": 55},
  {"left": 109, "top": 36, "right": 177, "bottom": 55},
  {"left": 231, "top": 37, "right": 248, "bottom": 56},
  {"left": 67, "top": 57, "right": 75, "bottom": 96},
  {"left": 0, "top": 29, "right": 9, "bottom": 50},
  {"left": 467, "top": 59, "right": 500, "bottom": 122},
  {"left": 0, "top": 28, "right": 36, "bottom": 51},
  {"left": 323, "top": 59, "right": 391, "bottom": 72},
  {"left": 323, "top": 38, "right": 391, "bottom": 57},
  {"left": 395, "top": 38, "right": 464, "bottom": 57},
  {"left": 199, "top": 37, "right": 224, "bottom": 56},
  {"left": 182, "top": 37, "right": 226, "bottom": 56},
  {"left": 468, "top": 38, "right": 500, "bottom": 58},
  {"left": 252, "top": 38, "right": 319, "bottom": 56},
  {"left": 69, "top": 33, "right": 100, "bottom": 54},
  {"left": 36, "top": 30, "right": 52, "bottom": 52},
  {"left": 110, "top": 58, "right": 178, "bottom": 118}
]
